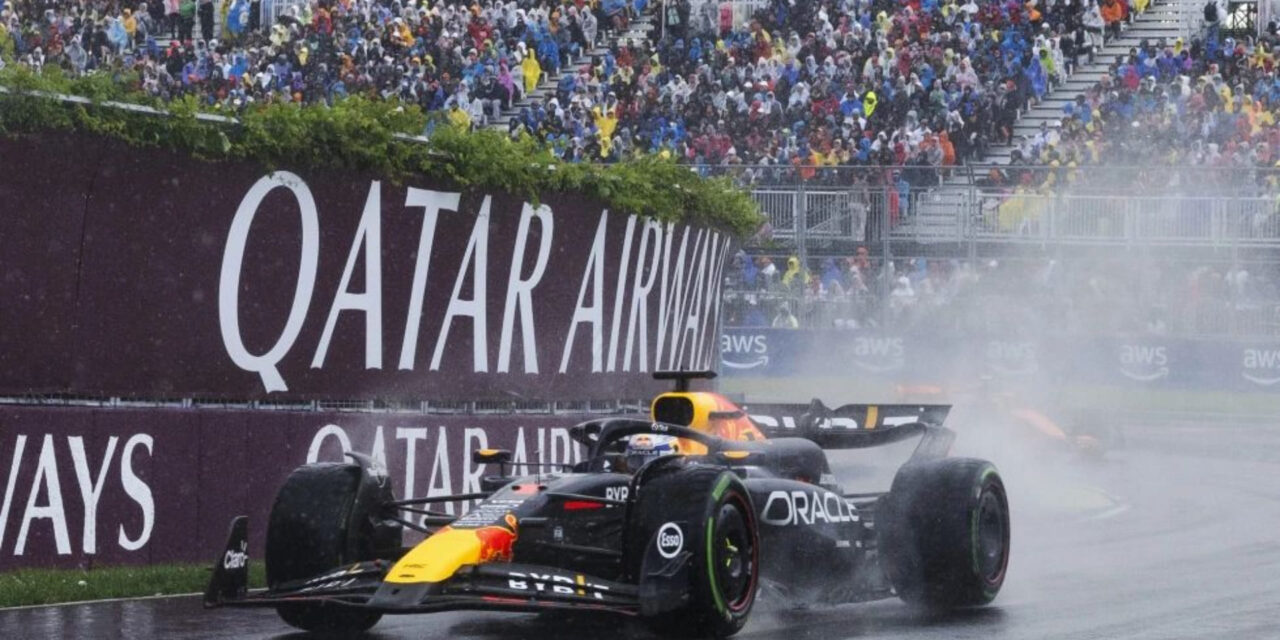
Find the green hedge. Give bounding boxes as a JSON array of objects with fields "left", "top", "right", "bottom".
[{"left": 0, "top": 67, "right": 761, "bottom": 236}]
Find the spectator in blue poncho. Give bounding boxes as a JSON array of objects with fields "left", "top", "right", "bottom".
[
  {"left": 226, "top": 0, "right": 248, "bottom": 39},
  {"left": 537, "top": 36, "right": 559, "bottom": 75},
  {"left": 821, "top": 258, "right": 845, "bottom": 296},
  {"left": 740, "top": 252, "right": 759, "bottom": 288},
  {"left": 1025, "top": 54, "right": 1047, "bottom": 100},
  {"left": 107, "top": 17, "right": 129, "bottom": 54}
]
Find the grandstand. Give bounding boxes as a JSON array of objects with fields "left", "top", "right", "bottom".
[
  {"left": 2, "top": 0, "right": 1258, "bottom": 173},
  {"left": 4, "top": 0, "right": 1279, "bottom": 258}
]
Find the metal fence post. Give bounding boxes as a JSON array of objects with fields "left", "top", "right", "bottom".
[
  {"left": 797, "top": 179, "right": 808, "bottom": 278},
  {"left": 880, "top": 185, "right": 893, "bottom": 330},
  {"left": 1125, "top": 198, "right": 1135, "bottom": 248},
  {"left": 964, "top": 187, "right": 973, "bottom": 245},
  {"left": 881, "top": 186, "right": 892, "bottom": 267}
]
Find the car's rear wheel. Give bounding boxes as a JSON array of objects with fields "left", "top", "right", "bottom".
[
  {"left": 630, "top": 466, "right": 759, "bottom": 638},
  {"left": 877, "top": 458, "right": 1010, "bottom": 608},
  {"left": 265, "top": 463, "right": 384, "bottom": 633}
]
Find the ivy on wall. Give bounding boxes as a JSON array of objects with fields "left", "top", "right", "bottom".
[{"left": 0, "top": 67, "right": 761, "bottom": 236}]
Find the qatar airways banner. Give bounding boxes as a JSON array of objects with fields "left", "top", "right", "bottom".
[
  {"left": 720, "top": 328, "right": 1280, "bottom": 392},
  {"left": 0, "top": 133, "right": 731, "bottom": 401},
  {"left": 0, "top": 406, "right": 595, "bottom": 570}
]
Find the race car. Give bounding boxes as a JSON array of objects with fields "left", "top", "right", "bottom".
[
  {"left": 896, "top": 382, "right": 1122, "bottom": 459},
  {"left": 205, "top": 372, "right": 1011, "bottom": 638}
]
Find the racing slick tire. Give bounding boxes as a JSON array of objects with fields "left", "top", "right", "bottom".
[
  {"left": 629, "top": 465, "right": 760, "bottom": 638},
  {"left": 265, "top": 463, "right": 384, "bottom": 633},
  {"left": 877, "top": 458, "right": 1010, "bottom": 608}
]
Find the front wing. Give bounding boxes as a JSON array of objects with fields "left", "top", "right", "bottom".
[{"left": 209, "top": 560, "right": 641, "bottom": 616}]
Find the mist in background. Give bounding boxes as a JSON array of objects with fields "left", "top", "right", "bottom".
[{"left": 721, "top": 245, "right": 1280, "bottom": 616}]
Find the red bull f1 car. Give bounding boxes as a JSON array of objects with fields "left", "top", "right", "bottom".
[{"left": 205, "top": 372, "right": 1011, "bottom": 637}]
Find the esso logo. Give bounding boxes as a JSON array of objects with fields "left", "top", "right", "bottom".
[{"left": 656, "top": 522, "right": 684, "bottom": 559}]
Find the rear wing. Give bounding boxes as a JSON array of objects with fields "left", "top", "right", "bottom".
[{"left": 745, "top": 399, "right": 952, "bottom": 453}]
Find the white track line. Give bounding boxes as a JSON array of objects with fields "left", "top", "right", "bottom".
[
  {"left": 1, "top": 592, "right": 201, "bottom": 611},
  {"left": 2, "top": 588, "right": 267, "bottom": 612}
]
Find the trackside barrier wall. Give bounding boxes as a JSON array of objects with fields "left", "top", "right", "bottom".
[
  {"left": 0, "top": 130, "right": 736, "bottom": 570},
  {"left": 0, "top": 132, "right": 733, "bottom": 402},
  {"left": 0, "top": 407, "right": 593, "bottom": 570},
  {"left": 720, "top": 328, "right": 1280, "bottom": 393}
]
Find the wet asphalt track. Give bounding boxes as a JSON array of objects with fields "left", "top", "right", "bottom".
[{"left": 5, "top": 418, "right": 1280, "bottom": 640}]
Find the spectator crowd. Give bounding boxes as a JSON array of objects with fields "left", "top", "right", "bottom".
[
  {"left": 971, "top": 1, "right": 1280, "bottom": 196},
  {"left": 0, "top": 0, "right": 1163, "bottom": 170},
  {"left": 723, "top": 250, "right": 1280, "bottom": 338},
  {"left": 5, "top": 0, "right": 1280, "bottom": 334},
  {"left": 4, "top": 0, "right": 1280, "bottom": 196}
]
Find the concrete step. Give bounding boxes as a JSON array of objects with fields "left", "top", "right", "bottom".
[{"left": 974, "top": 0, "right": 1198, "bottom": 163}]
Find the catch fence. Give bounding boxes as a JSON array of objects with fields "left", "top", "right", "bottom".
[{"left": 721, "top": 165, "right": 1280, "bottom": 248}]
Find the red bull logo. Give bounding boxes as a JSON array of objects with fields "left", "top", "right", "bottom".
[
  {"left": 385, "top": 513, "right": 520, "bottom": 584},
  {"left": 473, "top": 514, "right": 519, "bottom": 562}
]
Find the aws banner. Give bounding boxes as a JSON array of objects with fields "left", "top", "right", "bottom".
[
  {"left": 0, "top": 406, "right": 592, "bottom": 570},
  {"left": 0, "top": 133, "right": 731, "bottom": 401},
  {"left": 720, "top": 329, "right": 1280, "bottom": 392}
]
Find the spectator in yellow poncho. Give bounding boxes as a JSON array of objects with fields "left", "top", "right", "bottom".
[
  {"left": 123, "top": 9, "right": 137, "bottom": 39},
  {"left": 521, "top": 52, "right": 541, "bottom": 95},
  {"left": 391, "top": 18, "right": 415, "bottom": 47},
  {"left": 875, "top": 11, "right": 891, "bottom": 34},
  {"left": 997, "top": 185, "right": 1037, "bottom": 231},
  {"left": 592, "top": 98, "right": 618, "bottom": 155},
  {"left": 0, "top": 22, "right": 11, "bottom": 60},
  {"left": 447, "top": 101, "right": 471, "bottom": 129},
  {"left": 781, "top": 256, "right": 803, "bottom": 287},
  {"left": 1038, "top": 47, "right": 1056, "bottom": 79},
  {"left": 863, "top": 90, "right": 878, "bottom": 118},
  {"left": 1255, "top": 102, "right": 1276, "bottom": 132}
]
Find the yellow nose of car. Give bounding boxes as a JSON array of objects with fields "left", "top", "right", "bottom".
[{"left": 385, "top": 517, "right": 518, "bottom": 584}]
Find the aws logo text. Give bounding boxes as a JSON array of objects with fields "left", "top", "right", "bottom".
[
  {"left": 986, "top": 341, "right": 1038, "bottom": 376},
  {"left": 850, "top": 337, "right": 904, "bottom": 373},
  {"left": 1242, "top": 348, "right": 1280, "bottom": 385},
  {"left": 1119, "top": 345, "right": 1168, "bottom": 381},
  {"left": 720, "top": 334, "right": 769, "bottom": 370}
]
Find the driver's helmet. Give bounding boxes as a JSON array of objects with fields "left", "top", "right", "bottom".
[{"left": 625, "top": 434, "right": 679, "bottom": 471}]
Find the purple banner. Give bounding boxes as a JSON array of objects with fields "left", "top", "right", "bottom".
[
  {"left": 0, "top": 405, "right": 597, "bottom": 570},
  {"left": 0, "top": 133, "right": 732, "bottom": 401}
]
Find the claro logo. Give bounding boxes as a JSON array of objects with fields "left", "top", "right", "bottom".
[
  {"left": 1242, "top": 348, "right": 1280, "bottom": 385},
  {"left": 851, "top": 337, "right": 904, "bottom": 373},
  {"left": 720, "top": 334, "right": 769, "bottom": 370},
  {"left": 1119, "top": 345, "right": 1169, "bottom": 381},
  {"left": 223, "top": 540, "right": 249, "bottom": 570},
  {"left": 987, "top": 340, "right": 1038, "bottom": 376}
]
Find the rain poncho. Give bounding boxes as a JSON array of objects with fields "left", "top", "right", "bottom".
[
  {"left": 782, "top": 256, "right": 802, "bottom": 287},
  {"left": 521, "top": 52, "right": 541, "bottom": 94},
  {"left": 863, "top": 90, "right": 878, "bottom": 117}
]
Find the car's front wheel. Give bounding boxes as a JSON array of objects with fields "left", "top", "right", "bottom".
[
  {"left": 629, "top": 466, "right": 759, "bottom": 637},
  {"left": 877, "top": 458, "right": 1010, "bottom": 607},
  {"left": 265, "top": 463, "right": 385, "bottom": 633}
]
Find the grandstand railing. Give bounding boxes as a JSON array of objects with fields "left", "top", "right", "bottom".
[
  {"left": 720, "top": 164, "right": 1280, "bottom": 247},
  {"left": 722, "top": 289, "right": 1280, "bottom": 339},
  {"left": 684, "top": 0, "right": 770, "bottom": 32},
  {"left": 970, "top": 193, "right": 1280, "bottom": 247},
  {"left": 263, "top": 0, "right": 306, "bottom": 29}
]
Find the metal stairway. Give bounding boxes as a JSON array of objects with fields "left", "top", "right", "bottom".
[
  {"left": 895, "top": 0, "right": 1196, "bottom": 243},
  {"left": 482, "top": 16, "right": 656, "bottom": 131}
]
